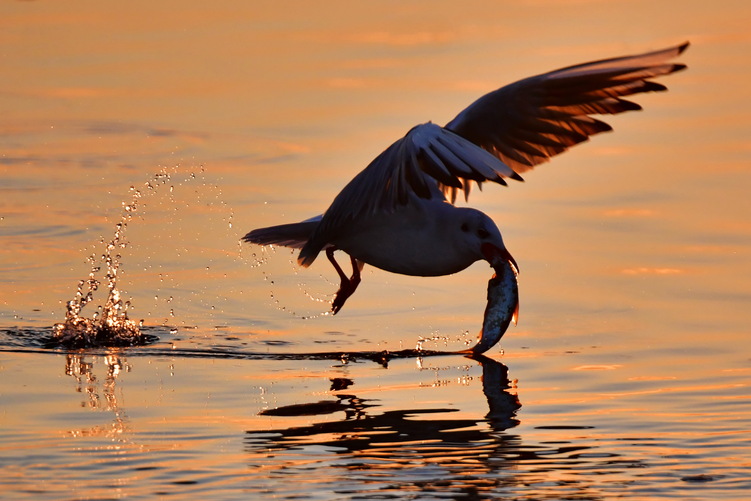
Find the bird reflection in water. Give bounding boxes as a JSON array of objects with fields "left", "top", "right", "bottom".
[
  {"left": 244, "top": 356, "right": 632, "bottom": 498},
  {"left": 248, "top": 355, "right": 521, "bottom": 449}
]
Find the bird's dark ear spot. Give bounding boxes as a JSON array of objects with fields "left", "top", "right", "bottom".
[{"left": 460, "top": 222, "right": 469, "bottom": 232}]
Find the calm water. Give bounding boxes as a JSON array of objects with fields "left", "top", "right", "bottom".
[{"left": 2, "top": 1, "right": 751, "bottom": 499}]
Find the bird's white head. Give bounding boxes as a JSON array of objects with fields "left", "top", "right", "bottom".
[{"left": 455, "top": 207, "right": 518, "bottom": 274}]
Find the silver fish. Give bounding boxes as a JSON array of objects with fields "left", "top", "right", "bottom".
[{"left": 465, "top": 257, "right": 519, "bottom": 355}]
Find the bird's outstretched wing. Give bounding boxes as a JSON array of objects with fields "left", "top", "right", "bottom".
[
  {"left": 298, "top": 42, "right": 689, "bottom": 266},
  {"left": 443, "top": 42, "right": 689, "bottom": 199},
  {"left": 298, "top": 123, "right": 520, "bottom": 266}
]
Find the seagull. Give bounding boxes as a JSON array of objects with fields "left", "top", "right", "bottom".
[{"left": 244, "top": 42, "right": 688, "bottom": 317}]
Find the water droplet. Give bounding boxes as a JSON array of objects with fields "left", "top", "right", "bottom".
[{"left": 51, "top": 178, "right": 150, "bottom": 348}]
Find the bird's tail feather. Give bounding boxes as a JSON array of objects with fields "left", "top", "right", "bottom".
[{"left": 242, "top": 218, "right": 320, "bottom": 251}]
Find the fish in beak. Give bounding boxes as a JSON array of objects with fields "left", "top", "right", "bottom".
[
  {"left": 481, "top": 242, "right": 519, "bottom": 275},
  {"left": 467, "top": 243, "right": 520, "bottom": 354}
]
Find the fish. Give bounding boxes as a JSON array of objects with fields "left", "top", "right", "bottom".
[{"left": 465, "top": 257, "right": 519, "bottom": 354}]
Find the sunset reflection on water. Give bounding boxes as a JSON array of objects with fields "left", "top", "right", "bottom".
[{"left": 2, "top": 0, "right": 751, "bottom": 499}]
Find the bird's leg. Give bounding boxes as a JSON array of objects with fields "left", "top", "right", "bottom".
[{"left": 326, "top": 248, "right": 363, "bottom": 314}]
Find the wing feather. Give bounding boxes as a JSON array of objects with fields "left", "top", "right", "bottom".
[
  {"left": 446, "top": 42, "right": 689, "bottom": 173},
  {"left": 297, "top": 123, "right": 518, "bottom": 266}
]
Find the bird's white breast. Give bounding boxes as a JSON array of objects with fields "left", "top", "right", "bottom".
[{"left": 331, "top": 200, "right": 481, "bottom": 277}]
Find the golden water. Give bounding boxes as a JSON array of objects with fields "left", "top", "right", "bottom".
[{"left": 2, "top": 1, "right": 751, "bottom": 499}]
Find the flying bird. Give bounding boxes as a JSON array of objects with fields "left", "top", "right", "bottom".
[{"left": 244, "top": 42, "right": 689, "bottom": 324}]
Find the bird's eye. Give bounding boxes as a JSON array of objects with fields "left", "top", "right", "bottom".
[
  {"left": 460, "top": 223, "right": 469, "bottom": 232},
  {"left": 477, "top": 228, "right": 490, "bottom": 239}
]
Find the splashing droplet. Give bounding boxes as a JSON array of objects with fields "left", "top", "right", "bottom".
[{"left": 51, "top": 170, "right": 173, "bottom": 348}]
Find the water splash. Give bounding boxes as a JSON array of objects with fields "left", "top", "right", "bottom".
[{"left": 51, "top": 179, "right": 163, "bottom": 348}]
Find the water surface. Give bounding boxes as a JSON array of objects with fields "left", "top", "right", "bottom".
[{"left": 2, "top": 1, "right": 751, "bottom": 499}]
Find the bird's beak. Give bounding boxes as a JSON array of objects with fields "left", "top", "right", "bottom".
[{"left": 481, "top": 242, "right": 519, "bottom": 274}]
